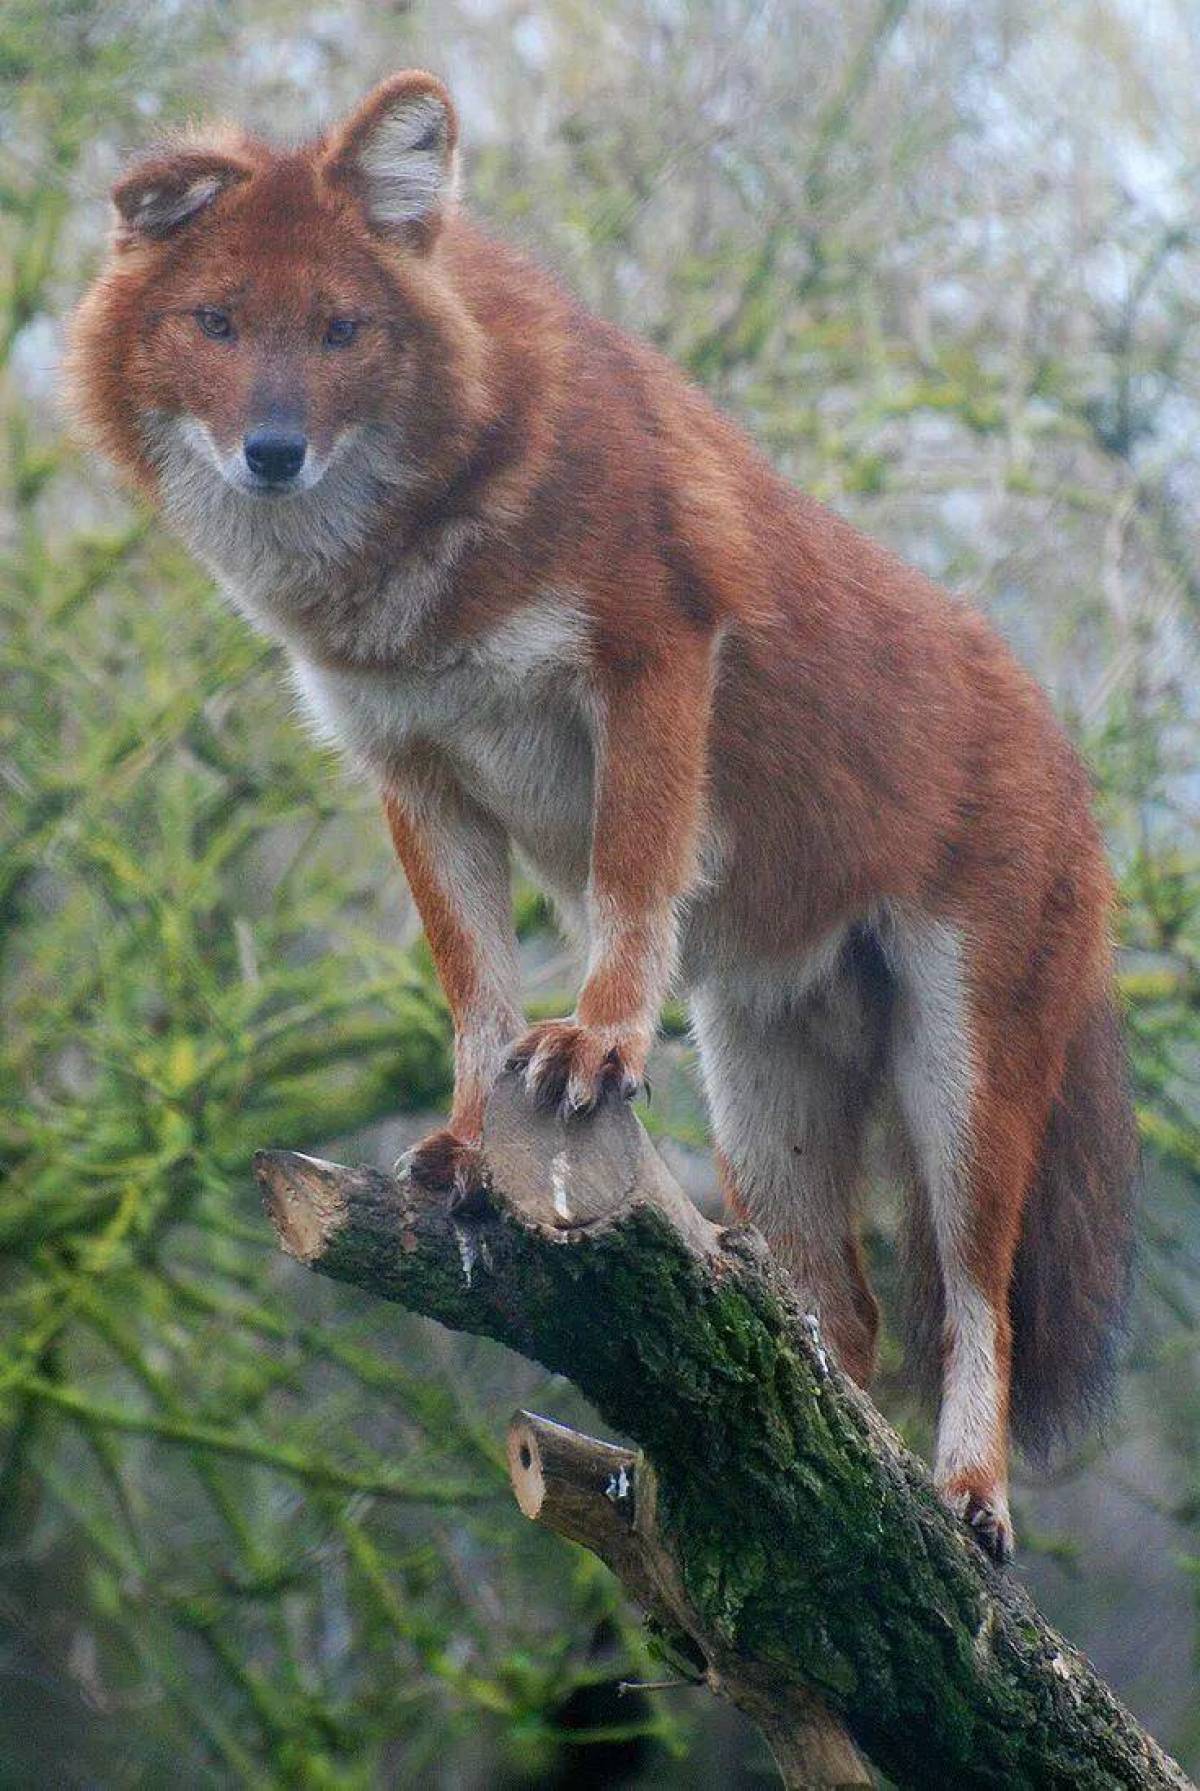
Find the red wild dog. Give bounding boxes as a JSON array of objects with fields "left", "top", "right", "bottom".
[{"left": 69, "top": 70, "right": 1139, "bottom": 1562}]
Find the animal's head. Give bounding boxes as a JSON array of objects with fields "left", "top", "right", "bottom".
[{"left": 68, "top": 72, "right": 489, "bottom": 533}]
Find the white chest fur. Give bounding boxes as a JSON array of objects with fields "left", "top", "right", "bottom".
[{"left": 291, "top": 600, "right": 597, "bottom": 900}]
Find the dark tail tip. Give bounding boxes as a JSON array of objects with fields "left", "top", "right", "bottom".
[{"left": 1009, "top": 996, "right": 1139, "bottom": 1463}]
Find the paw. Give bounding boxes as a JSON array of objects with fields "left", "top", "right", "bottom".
[
  {"left": 505, "top": 1020, "right": 644, "bottom": 1117},
  {"left": 396, "top": 1129, "right": 489, "bottom": 1206},
  {"left": 940, "top": 1480, "right": 1015, "bottom": 1565}
]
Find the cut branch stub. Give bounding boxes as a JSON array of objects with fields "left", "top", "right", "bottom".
[
  {"left": 481, "top": 1070, "right": 719, "bottom": 1253},
  {"left": 256, "top": 1074, "right": 1195, "bottom": 1791},
  {"left": 259, "top": 1149, "right": 357, "bottom": 1262},
  {"left": 505, "top": 1409, "right": 872, "bottom": 1790},
  {"left": 507, "top": 1409, "right": 637, "bottom": 1550},
  {"left": 484, "top": 1086, "right": 644, "bottom": 1230}
]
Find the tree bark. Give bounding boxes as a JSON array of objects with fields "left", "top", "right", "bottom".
[
  {"left": 505, "top": 1408, "right": 871, "bottom": 1788},
  {"left": 256, "top": 1072, "right": 1193, "bottom": 1791}
]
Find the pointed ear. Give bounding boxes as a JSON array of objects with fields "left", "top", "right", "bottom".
[
  {"left": 112, "top": 147, "right": 250, "bottom": 244},
  {"left": 321, "top": 71, "right": 458, "bottom": 247}
]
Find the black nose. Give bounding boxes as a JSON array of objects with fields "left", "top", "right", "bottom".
[{"left": 243, "top": 429, "right": 307, "bottom": 484}]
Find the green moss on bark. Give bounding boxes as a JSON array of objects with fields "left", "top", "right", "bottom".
[{"left": 262, "top": 1151, "right": 1190, "bottom": 1791}]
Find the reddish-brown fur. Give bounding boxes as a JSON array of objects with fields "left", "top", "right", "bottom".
[{"left": 69, "top": 72, "right": 1138, "bottom": 1562}]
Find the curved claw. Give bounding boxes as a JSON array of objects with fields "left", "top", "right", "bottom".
[
  {"left": 505, "top": 1021, "right": 647, "bottom": 1120},
  {"left": 396, "top": 1129, "right": 489, "bottom": 1201},
  {"left": 967, "top": 1499, "right": 1015, "bottom": 1566},
  {"left": 941, "top": 1482, "right": 1015, "bottom": 1566}
]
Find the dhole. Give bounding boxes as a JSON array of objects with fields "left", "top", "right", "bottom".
[{"left": 69, "top": 70, "right": 1139, "bottom": 1561}]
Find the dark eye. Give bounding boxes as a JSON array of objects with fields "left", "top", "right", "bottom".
[
  {"left": 324, "top": 317, "right": 358, "bottom": 348},
  {"left": 196, "top": 307, "right": 233, "bottom": 341}
]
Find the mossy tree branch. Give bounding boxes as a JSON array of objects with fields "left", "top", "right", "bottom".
[{"left": 257, "top": 1075, "right": 1193, "bottom": 1791}]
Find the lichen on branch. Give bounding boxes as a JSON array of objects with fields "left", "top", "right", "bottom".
[{"left": 258, "top": 1075, "right": 1193, "bottom": 1791}]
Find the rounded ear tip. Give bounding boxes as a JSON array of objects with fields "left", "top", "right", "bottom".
[
  {"left": 320, "top": 70, "right": 460, "bottom": 241},
  {"left": 109, "top": 150, "right": 249, "bottom": 237},
  {"left": 111, "top": 159, "right": 155, "bottom": 206},
  {"left": 111, "top": 170, "right": 158, "bottom": 231},
  {"left": 379, "top": 67, "right": 453, "bottom": 103},
  {"left": 371, "top": 68, "right": 458, "bottom": 146}
]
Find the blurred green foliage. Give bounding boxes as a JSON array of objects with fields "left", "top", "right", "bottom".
[
  {"left": 0, "top": 12, "right": 684, "bottom": 1786},
  {"left": 2, "top": 0, "right": 1200, "bottom": 1783}
]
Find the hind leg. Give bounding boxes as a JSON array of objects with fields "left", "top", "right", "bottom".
[
  {"left": 692, "top": 974, "right": 882, "bottom": 1385},
  {"left": 889, "top": 916, "right": 1048, "bottom": 1563}
]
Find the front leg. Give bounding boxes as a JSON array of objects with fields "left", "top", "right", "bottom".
[
  {"left": 383, "top": 754, "right": 521, "bottom": 1195},
  {"left": 510, "top": 629, "right": 715, "bottom": 1115}
]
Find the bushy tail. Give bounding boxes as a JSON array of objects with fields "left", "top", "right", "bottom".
[{"left": 1009, "top": 995, "right": 1139, "bottom": 1463}]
